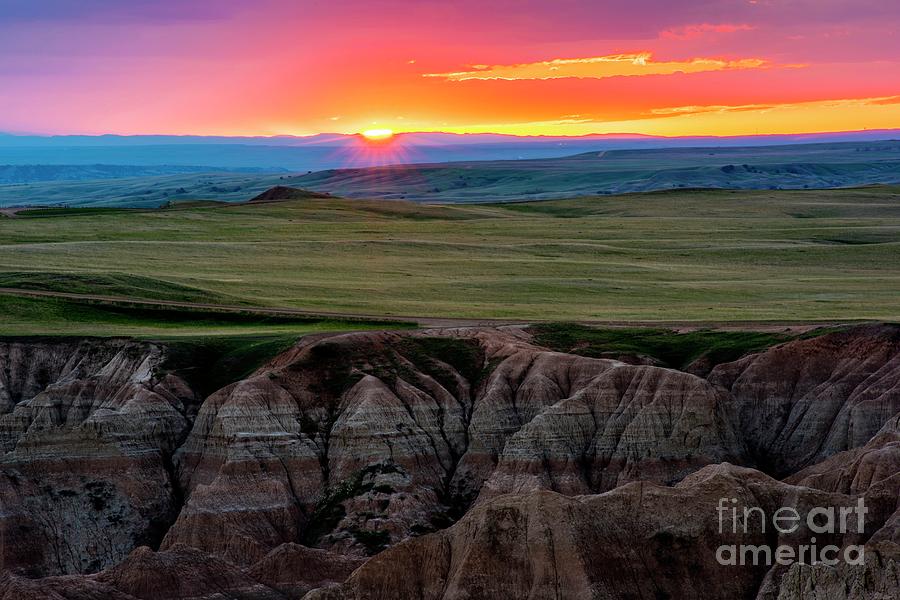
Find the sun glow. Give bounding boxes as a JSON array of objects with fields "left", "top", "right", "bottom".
[
  {"left": 338, "top": 127, "right": 409, "bottom": 167},
  {"left": 361, "top": 128, "right": 394, "bottom": 141}
]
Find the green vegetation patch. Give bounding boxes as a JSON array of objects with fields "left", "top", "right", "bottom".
[
  {"left": 302, "top": 463, "right": 401, "bottom": 546},
  {"left": 531, "top": 323, "right": 791, "bottom": 370},
  {"left": 159, "top": 334, "right": 300, "bottom": 398},
  {"left": 15, "top": 207, "right": 137, "bottom": 218},
  {"left": 0, "top": 271, "right": 233, "bottom": 304},
  {"left": 399, "top": 336, "right": 485, "bottom": 391},
  {"left": 0, "top": 293, "right": 413, "bottom": 339}
]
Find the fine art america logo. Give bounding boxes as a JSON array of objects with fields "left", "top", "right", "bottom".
[{"left": 716, "top": 497, "right": 867, "bottom": 567}]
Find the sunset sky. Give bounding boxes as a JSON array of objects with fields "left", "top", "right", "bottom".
[{"left": 2, "top": 0, "right": 899, "bottom": 137}]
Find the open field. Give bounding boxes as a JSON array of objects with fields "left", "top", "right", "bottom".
[
  {"left": 1, "top": 185, "right": 899, "bottom": 326},
  {"left": 2, "top": 140, "right": 899, "bottom": 208}
]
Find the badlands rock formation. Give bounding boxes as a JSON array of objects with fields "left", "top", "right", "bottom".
[
  {"left": 308, "top": 463, "right": 896, "bottom": 600},
  {"left": 0, "top": 324, "right": 898, "bottom": 599},
  {"left": 0, "top": 339, "right": 197, "bottom": 575},
  {"left": 709, "top": 325, "right": 900, "bottom": 477}
]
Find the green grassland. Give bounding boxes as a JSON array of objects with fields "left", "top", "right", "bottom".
[
  {"left": 1, "top": 186, "right": 899, "bottom": 327},
  {"left": 0, "top": 271, "right": 241, "bottom": 304}
]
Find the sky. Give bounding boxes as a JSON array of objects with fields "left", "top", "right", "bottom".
[{"left": 2, "top": 0, "right": 899, "bottom": 137}]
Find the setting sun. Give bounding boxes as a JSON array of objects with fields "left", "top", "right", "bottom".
[{"left": 361, "top": 128, "right": 394, "bottom": 141}]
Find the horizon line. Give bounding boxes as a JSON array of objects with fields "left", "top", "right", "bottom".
[{"left": 2, "top": 127, "right": 900, "bottom": 141}]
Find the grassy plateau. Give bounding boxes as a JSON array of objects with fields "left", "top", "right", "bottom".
[{"left": 1, "top": 185, "right": 899, "bottom": 331}]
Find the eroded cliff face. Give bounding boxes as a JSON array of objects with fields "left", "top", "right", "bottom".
[
  {"left": 709, "top": 324, "right": 900, "bottom": 477},
  {"left": 1, "top": 325, "right": 899, "bottom": 599},
  {"left": 307, "top": 463, "right": 897, "bottom": 600},
  {"left": 0, "top": 339, "right": 198, "bottom": 575},
  {"left": 163, "top": 328, "right": 754, "bottom": 561}
]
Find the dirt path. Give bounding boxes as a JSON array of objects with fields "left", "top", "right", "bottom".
[{"left": 0, "top": 286, "right": 866, "bottom": 333}]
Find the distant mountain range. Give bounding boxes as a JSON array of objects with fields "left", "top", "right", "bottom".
[
  {"left": 2, "top": 139, "right": 898, "bottom": 208},
  {"left": 0, "top": 129, "right": 898, "bottom": 176},
  {"left": 2, "top": 129, "right": 899, "bottom": 147},
  {"left": 0, "top": 164, "right": 285, "bottom": 185}
]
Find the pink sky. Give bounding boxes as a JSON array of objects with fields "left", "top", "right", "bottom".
[{"left": 2, "top": 0, "right": 899, "bottom": 136}]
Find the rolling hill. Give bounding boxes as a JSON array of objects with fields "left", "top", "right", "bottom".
[
  {"left": 293, "top": 140, "right": 900, "bottom": 201},
  {"left": 1, "top": 139, "right": 898, "bottom": 208}
]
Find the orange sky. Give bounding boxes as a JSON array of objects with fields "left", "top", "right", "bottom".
[{"left": 1, "top": 0, "right": 899, "bottom": 137}]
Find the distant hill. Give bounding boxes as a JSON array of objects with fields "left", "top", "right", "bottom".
[
  {"left": 289, "top": 140, "right": 900, "bottom": 202},
  {"left": 248, "top": 186, "right": 334, "bottom": 203},
  {"left": 0, "top": 164, "right": 283, "bottom": 185},
  {"left": 1, "top": 139, "right": 899, "bottom": 207},
  {"left": 0, "top": 172, "right": 292, "bottom": 208}
]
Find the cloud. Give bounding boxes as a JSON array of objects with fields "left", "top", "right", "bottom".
[
  {"left": 436, "top": 94, "right": 900, "bottom": 137},
  {"left": 868, "top": 96, "right": 900, "bottom": 106},
  {"left": 649, "top": 103, "right": 777, "bottom": 116},
  {"left": 660, "top": 23, "right": 756, "bottom": 40},
  {"left": 647, "top": 95, "right": 900, "bottom": 117},
  {"left": 424, "top": 52, "right": 771, "bottom": 81}
]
